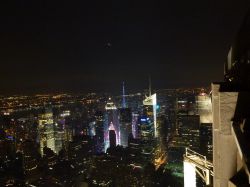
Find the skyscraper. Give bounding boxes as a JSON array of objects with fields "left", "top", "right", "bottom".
[
  {"left": 104, "top": 98, "right": 120, "bottom": 152},
  {"left": 38, "top": 108, "right": 56, "bottom": 156},
  {"left": 109, "top": 130, "right": 116, "bottom": 148},
  {"left": 119, "top": 108, "right": 132, "bottom": 147},
  {"left": 196, "top": 93, "right": 213, "bottom": 160},
  {"left": 141, "top": 93, "right": 157, "bottom": 139},
  {"left": 119, "top": 82, "right": 132, "bottom": 147},
  {"left": 94, "top": 111, "right": 105, "bottom": 153},
  {"left": 212, "top": 11, "right": 250, "bottom": 186},
  {"left": 196, "top": 93, "right": 212, "bottom": 124},
  {"left": 132, "top": 112, "right": 139, "bottom": 139}
]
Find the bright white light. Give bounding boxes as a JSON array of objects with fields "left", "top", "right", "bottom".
[
  {"left": 184, "top": 161, "right": 196, "bottom": 187},
  {"left": 143, "top": 93, "right": 158, "bottom": 137},
  {"left": 105, "top": 101, "right": 117, "bottom": 110}
]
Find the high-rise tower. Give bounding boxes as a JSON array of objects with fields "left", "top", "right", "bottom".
[
  {"left": 212, "top": 10, "right": 250, "bottom": 187},
  {"left": 94, "top": 111, "right": 105, "bottom": 153},
  {"left": 119, "top": 82, "right": 132, "bottom": 147},
  {"left": 119, "top": 108, "right": 132, "bottom": 147},
  {"left": 38, "top": 108, "right": 56, "bottom": 156},
  {"left": 141, "top": 77, "right": 158, "bottom": 138},
  {"left": 104, "top": 98, "right": 120, "bottom": 152}
]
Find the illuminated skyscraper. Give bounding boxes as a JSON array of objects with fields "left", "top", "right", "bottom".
[
  {"left": 141, "top": 93, "right": 157, "bottom": 138},
  {"left": 212, "top": 11, "right": 250, "bottom": 186},
  {"left": 38, "top": 108, "right": 56, "bottom": 156},
  {"left": 196, "top": 93, "right": 213, "bottom": 160},
  {"left": 139, "top": 78, "right": 158, "bottom": 139},
  {"left": 104, "top": 98, "right": 120, "bottom": 152},
  {"left": 119, "top": 82, "right": 132, "bottom": 147},
  {"left": 132, "top": 112, "right": 139, "bottom": 139},
  {"left": 54, "top": 130, "right": 64, "bottom": 154},
  {"left": 196, "top": 93, "right": 212, "bottom": 124}
]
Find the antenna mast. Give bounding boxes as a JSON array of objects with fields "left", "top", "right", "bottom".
[
  {"left": 149, "top": 76, "right": 152, "bottom": 96},
  {"left": 122, "top": 81, "right": 126, "bottom": 108}
]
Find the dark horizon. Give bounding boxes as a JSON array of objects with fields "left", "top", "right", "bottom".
[
  {"left": 0, "top": 79, "right": 211, "bottom": 96},
  {"left": 0, "top": 0, "right": 249, "bottom": 94}
]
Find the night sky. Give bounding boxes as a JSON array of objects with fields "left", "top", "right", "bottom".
[{"left": 0, "top": 0, "right": 249, "bottom": 94}]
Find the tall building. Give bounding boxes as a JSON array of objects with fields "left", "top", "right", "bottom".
[
  {"left": 132, "top": 112, "right": 139, "bottom": 139},
  {"left": 104, "top": 98, "right": 120, "bottom": 152},
  {"left": 196, "top": 93, "right": 213, "bottom": 160},
  {"left": 119, "top": 108, "right": 132, "bottom": 147},
  {"left": 141, "top": 93, "right": 157, "bottom": 139},
  {"left": 64, "top": 117, "right": 73, "bottom": 153},
  {"left": 196, "top": 93, "right": 212, "bottom": 124},
  {"left": 88, "top": 121, "right": 96, "bottom": 137},
  {"left": 94, "top": 111, "right": 105, "bottom": 153},
  {"left": 212, "top": 11, "right": 250, "bottom": 187},
  {"left": 38, "top": 108, "right": 56, "bottom": 156},
  {"left": 22, "top": 140, "right": 40, "bottom": 176},
  {"left": 173, "top": 114, "right": 200, "bottom": 151},
  {"left": 199, "top": 123, "right": 213, "bottom": 161},
  {"left": 54, "top": 128, "right": 65, "bottom": 154},
  {"left": 109, "top": 130, "right": 116, "bottom": 148},
  {"left": 119, "top": 82, "right": 132, "bottom": 147}
]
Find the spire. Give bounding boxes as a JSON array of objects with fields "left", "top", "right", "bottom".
[
  {"left": 149, "top": 75, "right": 152, "bottom": 96},
  {"left": 122, "top": 81, "right": 126, "bottom": 108}
]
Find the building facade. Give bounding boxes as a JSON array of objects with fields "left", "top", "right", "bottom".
[
  {"left": 38, "top": 109, "right": 56, "bottom": 156},
  {"left": 104, "top": 99, "right": 120, "bottom": 152},
  {"left": 212, "top": 11, "right": 250, "bottom": 187}
]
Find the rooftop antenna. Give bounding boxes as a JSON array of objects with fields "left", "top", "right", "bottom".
[
  {"left": 149, "top": 75, "right": 152, "bottom": 96},
  {"left": 122, "top": 81, "right": 126, "bottom": 108}
]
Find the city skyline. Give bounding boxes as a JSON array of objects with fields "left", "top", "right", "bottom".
[
  {"left": 0, "top": 1, "right": 249, "bottom": 94},
  {"left": 1, "top": 1, "right": 250, "bottom": 186}
]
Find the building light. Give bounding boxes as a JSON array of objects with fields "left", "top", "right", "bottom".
[{"left": 184, "top": 161, "right": 196, "bottom": 187}]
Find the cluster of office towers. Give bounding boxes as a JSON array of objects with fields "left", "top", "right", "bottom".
[
  {"left": 102, "top": 83, "right": 157, "bottom": 152},
  {"left": 37, "top": 83, "right": 158, "bottom": 155}
]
